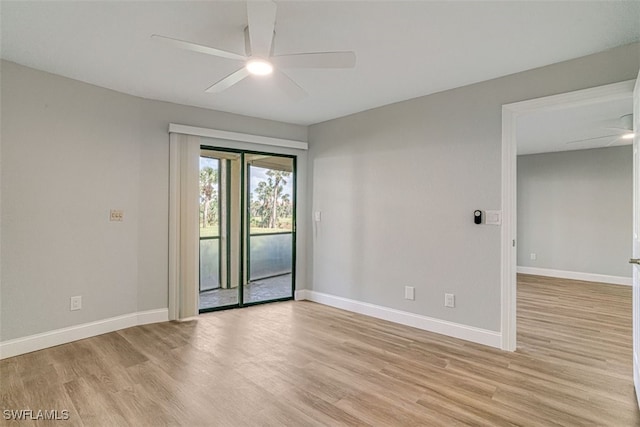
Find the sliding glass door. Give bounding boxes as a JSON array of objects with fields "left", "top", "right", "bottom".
[
  {"left": 199, "top": 148, "right": 295, "bottom": 312},
  {"left": 245, "top": 154, "right": 295, "bottom": 304}
]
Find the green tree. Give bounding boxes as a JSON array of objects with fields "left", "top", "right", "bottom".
[
  {"left": 199, "top": 166, "right": 218, "bottom": 228},
  {"left": 252, "top": 169, "right": 291, "bottom": 229}
]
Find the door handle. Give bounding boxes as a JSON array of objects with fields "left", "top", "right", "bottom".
[{"left": 629, "top": 259, "right": 640, "bottom": 265}]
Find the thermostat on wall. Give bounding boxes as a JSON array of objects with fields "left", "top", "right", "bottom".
[{"left": 474, "top": 210, "right": 482, "bottom": 224}]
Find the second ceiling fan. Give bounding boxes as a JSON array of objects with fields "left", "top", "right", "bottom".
[
  {"left": 565, "top": 114, "right": 635, "bottom": 147},
  {"left": 152, "top": 1, "right": 356, "bottom": 98}
]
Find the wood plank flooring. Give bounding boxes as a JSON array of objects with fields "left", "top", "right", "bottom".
[{"left": 1, "top": 274, "right": 639, "bottom": 426}]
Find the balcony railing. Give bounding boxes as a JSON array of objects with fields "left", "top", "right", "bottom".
[
  {"left": 199, "top": 236, "right": 220, "bottom": 291},
  {"left": 199, "top": 231, "right": 292, "bottom": 292},
  {"left": 249, "top": 232, "right": 292, "bottom": 281}
]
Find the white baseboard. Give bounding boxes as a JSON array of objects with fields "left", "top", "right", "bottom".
[
  {"left": 517, "top": 266, "right": 632, "bottom": 286},
  {"left": 0, "top": 308, "right": 169, "bottom": 360},
  {"left": 136, "top": 308, "right": 169, "bottom": 325},
  {"left": 299, "top": 290, "right": 501, "bottom": 349},
  {"left": 294, "top": 289, "right": 308, "bottom": 301}
]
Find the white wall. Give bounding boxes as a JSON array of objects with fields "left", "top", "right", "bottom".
[
  {"left": 308, "top": 43, "right": 639, "bottom": 333},
  {"left": 517, "top": 146, "right": 632, "bottom": 278},
  {"left": 0, "top": 60, "right": 307, "bottom": 342}
]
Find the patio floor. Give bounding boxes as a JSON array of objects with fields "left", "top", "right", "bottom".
[{"left": 199, "top": 273, "right": 293, "bottom": 310}]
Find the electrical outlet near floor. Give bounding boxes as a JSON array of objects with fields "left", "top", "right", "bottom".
[
  {"left": 444, "top": 293, "right": 455, "bottom": 308},
  {"left": 404, "top": 286, "right": 415, "bottom": 300},
  {"left": 530, "top": 253, "right": 537, "bottom": 260},
  {"left": 70, "top": 296, "right": 82, "bottom": 311}
]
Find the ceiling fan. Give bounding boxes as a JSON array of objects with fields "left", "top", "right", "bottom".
[
  {"left": 565, "top": 114, "right": 635, "bottom": 147},
  {"left": 151, "top": 1, "right": 356, "bottom": 98}
]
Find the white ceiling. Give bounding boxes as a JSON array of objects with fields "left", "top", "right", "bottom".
[
  {"left": 1, "top": 1, "right": 639, "bottom": 126},
  {"left": 517, "top": 96, "right": 634, "bottom": 155}
]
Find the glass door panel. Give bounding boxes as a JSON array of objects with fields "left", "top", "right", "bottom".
[
  {"left": 199, "top": 150, "right": 242, "bottom": 311},
  {"left": 245, "top": 154, "right": 295, "bottom": 304},
  {"left": 199, "top": 157, "right": 220, "bottom": 292}
]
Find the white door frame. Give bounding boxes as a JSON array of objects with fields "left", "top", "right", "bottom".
[
  {"left": 500, "top": 79, "right": 636, "bottom": 351},
  {"left": 632, "top": 74, "right": 640, "bottom": 409}
]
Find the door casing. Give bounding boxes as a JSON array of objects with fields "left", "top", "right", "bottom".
[{"left": 631, "top": 73, "right": 639, "bottom": 408}]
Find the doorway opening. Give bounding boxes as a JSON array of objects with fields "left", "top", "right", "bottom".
[
  {"left": 198, "top": 147, "right": 296, "bottom": 312},
  {"left": 501, "top": 80, "right": 636, "bottom": 351}
]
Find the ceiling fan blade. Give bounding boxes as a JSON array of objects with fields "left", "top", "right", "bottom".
[
  {"left": 272, "top": 51, "right": 356, "bottom": 69},
  {"left": 275, "top": 70, "right": 308, "bottom": 101},
  {"left": 604, "top": 126, "right": 632, "bottom": 132},
  {"left": 205, "top": 68, "right": 250, "bottom": 94},
  {"left": 606, "top": 136, "right": 623, "bottom": 147},
  {"left": 247, "top": 1, "right": 276, "bottom": 58},
  {"left": 565, "top": 134, "right": 621, "bottom": 144},
  {"left": 596, "top": 114, "right": 633, "bottom": 130},
  {"left": 152, "top": 34, "right": 246, "bottom": 62}
]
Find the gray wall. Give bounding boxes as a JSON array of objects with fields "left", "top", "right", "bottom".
[
  {"left": 308, "top": 43, "right": 639, "bottom": 332},
  {"left": 517, "top": 146, "right": 632, "bottom": 278},
  {"left": 0, "top": 60, "right": 307, "bottom": 341},
  {"left": 2, "top": 41, "right": 638, "bottom": 343}
]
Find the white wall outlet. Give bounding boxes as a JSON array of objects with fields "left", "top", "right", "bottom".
[
  {"left": 110, "top": 209, "right": 124, "bottom": 222},
  {"left": 444, "top": 293, "right": 455, "bottom": 308},
  {"left": 530, "top": 253, "right": 537, "bottom": 260},
  {"left": 314, "top": 211, "right": 322, "bottom": 222},
  {"left": 404, "top": 286, "right": 415, "bottom": 300},
  {"left": 70, "top": 296, "right": 82, "bottom": 311}
]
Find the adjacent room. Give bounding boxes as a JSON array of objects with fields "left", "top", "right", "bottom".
[
  {"left": 1, "top": 1, "right": 640, "bottom": 425},
  {"left": 514, "top": 96, "right": 635, "bottom": 396},
  {"left": 517, "top": 99, "right": 633, "bottom": 285}
]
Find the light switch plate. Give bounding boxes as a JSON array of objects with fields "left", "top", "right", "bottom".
[{"left": 485, "top": 210, "right": 502, "bottom": 225}]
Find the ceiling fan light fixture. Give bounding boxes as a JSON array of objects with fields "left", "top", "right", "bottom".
[
  {"left": 622, "top": 132, "right": 635, "bottom": 140},
  {"left": 246, "top": 58, "right": 273, "bottom": 76}
]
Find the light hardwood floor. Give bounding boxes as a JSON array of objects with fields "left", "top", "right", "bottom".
[{"left": 1, "top": 274, "right": 639, "bottom": 426}]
